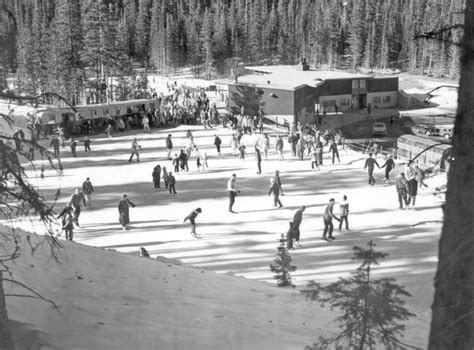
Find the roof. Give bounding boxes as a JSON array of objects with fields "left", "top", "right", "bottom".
[
  {"left": 399, "top": 107, "right": 456, "bottom": 117},
  {"left": 222, "top": 65, "right": 374, "bottom": 90}
]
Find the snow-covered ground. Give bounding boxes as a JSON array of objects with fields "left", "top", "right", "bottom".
[{"left": 4, "top": 120, "right": 445, "bottom": 348}]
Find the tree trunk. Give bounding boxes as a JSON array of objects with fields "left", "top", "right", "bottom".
[
  {"left": 428, "top": 2, "right": 474, "bottom": 349},
  {"left": 0, "top": 272, "right": 15, "bottom": 350}
]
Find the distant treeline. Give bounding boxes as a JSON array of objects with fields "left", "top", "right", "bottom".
[{"left": 0, "top": 0, "right": 465, "bottom": 103}]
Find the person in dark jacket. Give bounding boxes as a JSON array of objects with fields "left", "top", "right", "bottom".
[
  {"left": 83, "top": 135, "right": 91, "bottom": 152},
  {"left": 152, "top": 165, "right": 162, "bottom": 190},
  {"left": 70, "top": 138, "right": 77, "bottom": 157},
  {"left": 275, "top": 135, "right": 284, "bottom": 160},
  {"left": 291, "top": 206, "right": 305, "bottom": 247},
  {"left": 255, "top": 147, "right": 262, "bottom": 174},
  {"left": 166, "top": 134, "right": 173, "bottom": 159},
  {"left": 406, "top": 175, "right": 418, "bottom": 209},
  {"left": 329, "top": 140, "right": 340, "bottom": 164},
  {"left": 338, "top": 195, "right": 350, "bottom": 231},
  {"left": 286, "top": 222, "right": 295, "bottom": 250},
  {"left": 172, "top": 153, "right": 180, "bottom": 173},
  {"left": 364, "top": 153, "right": 380, "bottom": 185},
  {"left": 268, "top": 178, "right": 283, "bottom": 208},
  {"left": 184, "top": 208, "right": 202, "bottom": 236},
  {"left": 50, "top": 135, "right": 60, "bottom": 157},
  {"left": 179, "top": 149, "right": 188, "bottom": 171},
  {"left": 214, "top": 135, "right": 222, "bottom": 155},
  {"left": 322, "top": 198, "right": 340, "bottom": 241},
  {"left": 168, "top": 171, "right": 177, "bottom": 194},
  {"left": 118, "top": 194, "right": 135, "bottom": 230},
  {"left": 288, "top": 133, "right": 298, "bottom": 157},
  {"left": 57, "top": 204, "right": 75, "bottom": 241},
  {"left": 274, "top": 170, "right": 284, "bottom": 196},
  {"left": 381, "top": 155, "right": 396, "bottom": 182},
  {"left": 396, "top": 173, "right": 409, "bottom": 209},
  {"left": 82, "top": 177, "right": 94, "bottom": 208},
  {"left": 315, "top": 139, "right": 324, "bottom": 166},
  {"left": 69, "top": 189, "right": 86, "bottom": 226}
]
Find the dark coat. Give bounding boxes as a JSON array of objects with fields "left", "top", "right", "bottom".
[
  {"left": 406, "top": 178, "right": 418, "bottom": 196},
  {"left": 118, "top": 198, "right": 135, "bottom": 225},
  {"left": 268, "top": 182, "right": 280, "bottom": 196},
  {"left": 166, "top": 137, "right": 173, "bottom": 149}
]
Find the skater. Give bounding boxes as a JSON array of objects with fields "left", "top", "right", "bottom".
[
  {"left": 168, "top": 171, "right": 177, "bottom": 194},
  {"left": 381, "top": 155, "right": 396, "bottom": 182},
  {"left": 82, "top": 177, "right": 94, "bottom": 208},
  {"left": 329, "top": 139, "right": 340, "bottom": 164},
  {"left": 166, "top": 134, "right": 173, "bottom": 159},
  {"left": 50, "top": 135, "right": 60, "bottom": 157},
  {"left": 227, "top": 174, "right": 239, "bottom": 213},
  {"left": 262, "top": 133, "right": 270, "bottom": 160},
  {"left": 396, "top": 173, "right": 409, "bottom": 209},
  {"left": 309, "top": 147, "right": 320, "bottom": 171},
  {"left": 238, "top": 143, "right": 246, "bottom": 160},
  {"left": 194, "top": 148, "right": 203, "bottom": 171},
  {"left": 83, "top": 135, "right": 91, "bottom": 152},
  {"left": 214, "top": 135, "right": 222, "bottom": 155},
  {"left": 338, "top": 195, "right": 349, "bottom": 231},
  {"left": 413, "top": 164, "right": 427, "bottom": 188},
  {"left": 172, "top": 153, "right": 180, "bottom": 173},
  {"left": 70, "top": 138, "right": 77, "bottom": 157},
  {"left": 315, "top": 138, "right": 324, "bottom": 166},
  {"left": 291, "top": 206, "right": 305, "bottom": 247},
  {"left": 57, "top": 204, "right": 75, "bottom": 241},
  {"left": 286, "top": 222, "right": 295, "bottom": 250},
  {"left": 179, "top": 149, "right": 189, "bottom": 171},
  {"left": 275, "top": 135, "right": 284, "bottom": 160},
  {"left": 68, "top": 189, "right": 86, "bottom": 227},
  {"left": 139, "top": 247, "right": 150, "bottom": 258},
  {"left": 152, "top": 165, "right": 161, "bottom": 189},
  {"left": 162, "top": 166, "right": 169, "bottom": 189},
  {"left": 364, "top": 153, "right": 380, "bottom": 185},
  {"left": 274, "top": 170, "right": 284, "bottom": 195},
  {"left": 322, "top": 198, "right": 340, "bottom": 241},
  {"left": 128, "top": 138, "right": 141, "bottom": 162},
  {"left": 255, "top": 146, "right": 262, "bottom": 174},
  {"left": 230, "top": 134, "right": 239, "bottom": 156},
  {"left": 288, "top": 133, "right": 298, "bottom": 157},
  {"left": 406, "top": 175, "right": 418, "bottom": 209},
  {"left": 118, "top": 194, "right": 135, "bottom": 230},
  {"left": 268, "top": 178, "right": 283, "bottom": 208},
  {"left": 183, "top": 208, "right": 202, "bottom": 236},
  {"left": 202, "top": 152, "right": 209, "bottom": 168}
]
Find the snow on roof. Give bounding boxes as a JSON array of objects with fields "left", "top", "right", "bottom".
[
  {"left": 225, "top": 65, "right": 374, "bottom": 90},
  {"left": 399, "top": 107, "right": 456, "bottom": 117}
]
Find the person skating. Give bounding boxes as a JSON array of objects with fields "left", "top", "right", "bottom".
[
  {"left": 322, "top": 198, "right": 340, "bottom": 241},
  {"left": 69, "top": 189, "right": 86, "bottom": 227},
  {"left": 214, "top": 135, "right": 222, "bottom": 155},
  {"left": 309, "top": 148, "right": 320, "bottom": 171},
  {"left": 194, "top": 147, "right": 203, "bottom": 171},
  {"left": 183, "top": 208, "right": 202, "bottom": 236},
  {"left": 238, "top": 143, "right": 246, "bottom": 160},
  {"left": 152, "top": 165, "right": 162, "bottom": 190},
  {"left": 57, "top": 204, "right": 75, "bottom": 241},
  {"left": 275, "top": 135, "right": 284, "bottom": 160},
  {"left": 179, "top": 149, "right": 189, "bottom": 171},
  {"left": 262, "top": 133, "right": 270, "bottom": 160},
  {"left": 82, "top": 177, "right": 94, "bottom": 208},
  {"left": 413, "top": 164, "right": 427, "bottom": 188},
  {"left": 69, "top": 138, "right": 77, "bottom": 157},
  {"left": 255, "top": 146, "right": 262, "bottom": 174},
  {"left": 338, "top": 195, "right": 349, "bottom": 231},
  {"left": 364, "top": 153, "right": 380, "bottom": 185},
  {"left": 128, "top": 138, "right": 141, "bottom": 162},
  {"left": 168, "top": 171, "right": 177, "bottom": 194},
  {"left": 291, "top": 206, "right": 305, "bottom": 247},
  {"left": 227, "top": 174, "right": 239, "bottom": 213},
  {"left": 315, "top": 139, "right": 324, "bottom": 166},
  {"left": 406, "top": 175, "right": 418, "bottom": 209},
  {"left": 172, "top": 153, "right": 180, "bottom": 173},
  {"left": 162, "top": 166, "right": 169, "bottom": 189},
  {"left": 381, "top": 155, "right": 396, "bottom": 182},
  {"left": 286, "top": 222, "right": 295, "bottom": 250},
  {"left": 273, "top": 170, "right": 284, "bottom": 196},
  {"left": 268, "top": 178, "right": 283, "bottom": 208},
  {"left": 329, "top": 139, "right": 340, "bottom": 164},
  {"left": 166, "top": 134, "right": 173, "bottom": 159},
  {"left": 83, "top": 135, "right": 91, "bottom": 152},
  {"left": 50, "top": 135, "right": 60, "bottom": 158},
  {"left": 396, "top": 173, "right": 409, "bottom": 209},
  {"left": 288, "top": 133, "right": 298, "bottom": 157},
  {"left": 118, "top": 194, "right": 136, "bottom": 230}
]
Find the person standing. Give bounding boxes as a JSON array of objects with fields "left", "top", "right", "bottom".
[
  {"left": 315, "top": 138, "right": 324, "bottom": 166},
  {"left": 166, "top": 134, "right": 173, "bottom": 160},
  {"left": 83, "top": 135, "right": 91, "bottom": 152},
  {"left": 227, "top": 174, "right": 239, "bottom": 213},
  {"left": 57, "top": 204, "right": 75, "bottom": 241},
  {"left": 291, "top": 206, "right": 305, "bottom": 247},
  {"left": 214, "top": 135, "right": 222, "bottom": 155},
  {"left": 50, "top": 135, "right": 60, "bottom": 158},
  {"left": 275, "top": 135, "right": 284, "bottom": 160},
  {"left": 413, "top": 164, "right": 427, "bottom": 188},
  {"left": 268, "top": 178, "right": 283, "bottom": 208},
  {"left": 273, "top": 170, "right": 284, "bottom": 196},
  {"left": 162, "top": 166, "right": 169, "bottom": 189},
  {"left": 183, "top": 208, "right": 202, "bottom": 236},
  {"left": 172, "top": 153, "right": 180, "bottom": 173},
  {"left": 142, "top": 114, "right": 150, "bottom": 132},
  {"left": 118, "top": 194, "right": 136, "bottom": 230},
  {"left": 168, "top": 171, "right": 177, "bottom": 194},
  {"left": 309, "top": 148, "right": 320, "bottom": 171},
  {"left": 128, "top": 138, "right": 140, "bottom": 162},
  {"left": 406, "top": 175, "right": 418, "bottom": 209},
  {"left": 396, "top": 173, "right": 409, "bottom": 210},
  {"left": 364, "top": 153, "right": 380, "bottom": 185},
  {"left": 322, "top": 198, "right": 340, "bottom": 241},
  {"left": 338, "top": 195, "right": 350, "bottom": 231},
  {"left": 152, "top": 165, "right": 161, "bottom": 190},
  {"left": 288, "top": 133, "right": 297, "bottom": 157},
  {"left": 329, "top": 139, "right": 340, "bottom": 164},
  {"left": 238, "top": 143, "right": 246, "bottom": 160},
  {"left": 381, "top": 155, "right": 396, "bottom": 182},
  {"left": 70, "top": 138, "right": 77, "bottom": 157},
  {"left": 82, "top": 177, "right": 94, "bottom": 208},
  {"left": 69, "top": 189, "right": 86, "bottom": 227},
  {"left": 262, "top": 133, "right": 270, "bottom": 160},
  {"left": 255, "top": 147, "right": 262, "bottom": 174}
]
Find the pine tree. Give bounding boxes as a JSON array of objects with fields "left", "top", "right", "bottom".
[
  {"left": 269, "top": 234, "right": 297, "bottom": 287},
  {"left": 301, "top": 240, "right": 415, "bottom": 350},
  {"left": 135, "top": 0, "right": 150, "bottom": 64}
]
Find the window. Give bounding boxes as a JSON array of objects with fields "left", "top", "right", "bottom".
[
  {"left": 382, "top": 96, "right": 391, "bottom": 103},
  {"left": 359, "top": 80, "right": 366, "bottom": 89},
  {"left": 322, "top": 100, "right": 336, "bottom": 108},
  {"left": 352, "top": 80, "right": 359, "bottom": 89},
  {"left": 372, "top": 96, "right": 381, "bottom": 104},
  {"left": 341, "top": 98, "right": 350, "bottom": 106}
]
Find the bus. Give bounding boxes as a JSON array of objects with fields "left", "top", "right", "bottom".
[{"left": 397, "top": 134, "right": 452, "bottom": 171}]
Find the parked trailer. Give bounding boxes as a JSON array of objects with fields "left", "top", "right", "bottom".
[{"left": 397, "top": 134, "right": 452, "bottom": 171}]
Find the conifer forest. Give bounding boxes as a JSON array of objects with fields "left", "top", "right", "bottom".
[{"left": 0, "top": 0, "right": 465, "bottom": 104}]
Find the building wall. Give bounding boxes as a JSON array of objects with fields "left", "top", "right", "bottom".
[
  {"left": 367, "top": 91, "right": 398, "bottom": 108},
  {"left": 318, "top": 94, "right": 353, "bottom": 112},
  {"left": 295, "top": 85, "right": 316, "bottom": 124}
]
